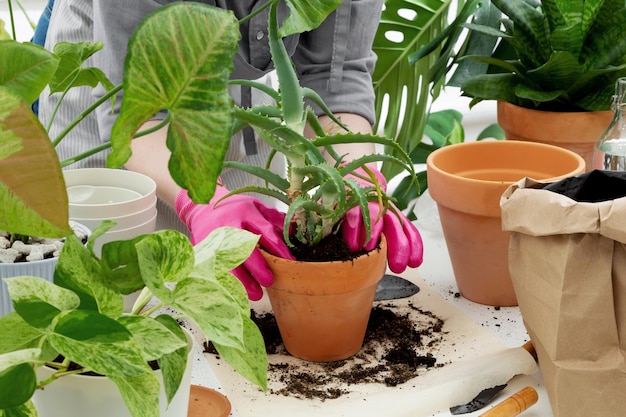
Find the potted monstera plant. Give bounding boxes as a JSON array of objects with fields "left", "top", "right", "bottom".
[{"left": 414, "top": 0, "right": 626, "bottom": 170}]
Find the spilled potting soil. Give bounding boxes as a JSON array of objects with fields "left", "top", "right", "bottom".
[{"left": 205, "top": 302, "right": 447, "bottom": 400}]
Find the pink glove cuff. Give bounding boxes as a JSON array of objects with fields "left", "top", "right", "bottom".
[{"left": 175, "top": 186, "right": 229, "bottom": 228}]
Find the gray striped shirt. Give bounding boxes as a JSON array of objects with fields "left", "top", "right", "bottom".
[{"left": 39, "top": 0, "right": 382, "bottom": 231}]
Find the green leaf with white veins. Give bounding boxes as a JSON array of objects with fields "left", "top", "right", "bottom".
[
  {"left": 0, "top": 41, "right": 59, "bottom": 103},
  {"left": 48, "top": 310, "right": 151, "bottom": 378},
  {"left": 279, "top": 0, "right": 342, "bottom": 37},
  {"left": 109, "top": 372, "right": 160, "bottom": 417},
  {"left": 117, "top": 316, "right": 186, "bottom": 361},
  {"left": 0, "top": 350, "right": 40, "bottom": 410},
  {"left": 212, "top": 315, "right": 268, "bottom": 392},
  {"left": 54, "top": 234, "right": 124, "bottom": 317},
  {"left": 172, "top": 277, "right": 244, "bottom": 350},
  {"left": 5, "top": 277, "right": 80, "bottom": 330},
  {"left": 107, "top": 3, "right": 239, "bottom": 203},
  {"left": 48, "top": 42, "right": 115, "bottom": 95},
  {"left": 0, "top": 400, "right": 38, "bottom": 417},
  {"left": 135, "top": 230, "right": 195, "bottom": 304},
  {"left": 193, "top": 227, "right": 260, "bottom": 276},
  {"left": 154, "top": 315, "right": 189, "bottom": 405},
  {"left": 0, "top": 314, "right": 43, "bottom": 354}
]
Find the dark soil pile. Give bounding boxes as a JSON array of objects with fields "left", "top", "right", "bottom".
[
  {"left": 288, "top": 232, "right": 370, "bottom": 262},
  {"left": 205, "top": 301, "right": 447, "bottom": 401}
]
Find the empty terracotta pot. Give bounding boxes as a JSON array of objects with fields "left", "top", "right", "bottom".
[
  {"left": 426, "top": 140, "right": 585, "bottom": 306},
  {"left": 263, "top": 237, "right": 387, "bottom": 362}
]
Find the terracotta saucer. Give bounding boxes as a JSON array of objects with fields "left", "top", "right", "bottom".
[{"left": 188, "top": 385, "right": 232, "bottom": 417}]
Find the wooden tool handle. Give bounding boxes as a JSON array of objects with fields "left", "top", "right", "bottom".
[
  {"left": 478, "top": 386, "right": 538, "bottom": 417},
  {"left": 521, "top": 340, "right": 537, "bottom": 361}
]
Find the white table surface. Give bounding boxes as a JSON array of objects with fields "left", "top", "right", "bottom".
[{"left": 190, "top": 191, "right": 556, "bottom": 417}]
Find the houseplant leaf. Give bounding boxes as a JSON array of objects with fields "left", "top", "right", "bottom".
[
  {"left": 154, "top": 315, "right": 188, "bottom": 405},
  {"left": 48, "top": 41, "right": 114, "bottom": 94},
  {"left": 170, "top": 277, "right": 245, "bottom": 350},
  {"left": 54, "top": 235, "right": 124, "bottom": 317},
  {"left": 0, "top": 314, "right": 43, "bottom": 354},
  {"left": 4, "top": 277, "right": 80, "bottom": 329},
  {"left": 0, "top": 88, "right": 70, "bottom": 237},
  {"left": 117, "top": 316, "right": 186, "bottom": 361},
  {"left": 0, "top": 363, "right": 36, "bottom": 409},
  {"left": 279, "top": 0, "right": 343, "bottom": 37},
  {"left": 133, "top": 230, "right": 195, "bottom": 304},
  {"left": 0, "top": 350, "right": 40, "bottom": 410},
  {"left": 107, "top": 3, "right": 239, "bottom": 203},
  {"left": 48, "top": 309, "right": 151, "bottom": 377},
  {"left": 108, "top": 372, "right": 160, "bottom": 417},
  {"left": 374, "top": 0, "right": 473, "bottom": 180},
  {"left": 211, "top": 315, "right": 268, "bottom": 392},
  {"left": 0, "top": 40, "right": 59, "bottom": 104}
]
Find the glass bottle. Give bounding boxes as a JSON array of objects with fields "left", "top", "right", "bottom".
[{"left": 592, "top": 77, "right": 626, "bottom": 171}]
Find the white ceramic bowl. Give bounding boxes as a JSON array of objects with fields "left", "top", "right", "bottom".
[
  {"left": 91, "top": 211, "right": 158, "bottom": 256},
  {"left": 0, "top": 222, "right": 91, "bottom": 316},
  {"left": 70, "top": 205, "right": 157, "bottom": 233},
  {"left": 64, "top": 168, "right": 157, "bottom": 218}
]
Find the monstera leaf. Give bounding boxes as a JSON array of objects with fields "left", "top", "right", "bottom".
[{"left": 373, "top": 0, "right": 465, "bottom": 180}]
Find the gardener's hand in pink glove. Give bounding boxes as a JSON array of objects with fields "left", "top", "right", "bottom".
[
  {"left": 176, "top": 187, "right": 294, "bottom": 300},
  {"left": 342, "top": 167, "right": 424, "bottom": 273}
]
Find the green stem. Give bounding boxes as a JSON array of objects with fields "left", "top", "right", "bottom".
[
  {"left": 238, "top": 0, "right": 273, "bottom": 25},
  {"left": 8, "top": 0, "right": 16, "bottom": 39},
  {"left": 14, "top": 0, "right": 36, "bottom": 30},
  {"left": 131, "top": 287, "right": 154, "bottom": 315},
  {"left": 51, "top": 84, "right": 123, "bottom": 146},
  {"left": 141, "top": 301, "right": 166, "bottom": 317},
  {"left": 268, "top": 2, "right": 304, "bottom": 132},
  {"left": 59, "top": 142, "right": 111, "bottom": 168}
]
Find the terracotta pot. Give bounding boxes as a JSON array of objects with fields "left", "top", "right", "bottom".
[
  {"left": 426, "top": 140, "right": 585, "bottom": 306},
  {"left": 497, "top": 101, "right": 612, "bottom": 171},
  {"left": 263, "top": 237, "right": 387, "bottom": 362}
]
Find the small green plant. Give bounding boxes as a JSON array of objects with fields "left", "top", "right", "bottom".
[
  {"left": 0, "top": 225, "right": 267, "bottom": 417},
  {"left": 415, "top": 0, "right": 626, "bottom": 112}
]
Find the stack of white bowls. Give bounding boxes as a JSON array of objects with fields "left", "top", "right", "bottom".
[{"left": 64, "top": 168, "right": 158, "bottom": 256}]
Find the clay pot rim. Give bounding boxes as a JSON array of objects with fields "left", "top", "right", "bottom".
[
  {"left": 426, "top": 140, "right": 585, "bottom": 184},
  {"left": 261, "top": 235, "right": 386, "bottom": 267},
  {"left": 426, "top": 140, "right": 586, "bottom": 216}
]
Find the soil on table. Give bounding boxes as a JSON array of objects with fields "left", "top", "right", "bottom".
[{"left": 205, "top": 302, "right": 446, "bottom": 401}]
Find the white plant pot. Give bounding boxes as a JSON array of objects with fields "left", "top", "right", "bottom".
[
  {"left": 33, "top": 330, "right": 194, "bottom": 417},
  {"left": 0, "top": 222, "right": 90, "bottom": 317},
  {"left": 64, "top": 168, "right": 158, "bottom": 256}
]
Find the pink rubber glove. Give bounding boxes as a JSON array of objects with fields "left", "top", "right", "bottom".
[
  {"left": 176, "top": 186, "right": 294, "bottom": 301},
  {"left": 342, "top": 167, "right": 424, "bottom": 273}
]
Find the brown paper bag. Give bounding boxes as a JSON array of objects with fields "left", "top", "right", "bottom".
[{"left": 500, "top": 171, "right": 626, "bottom": 417}]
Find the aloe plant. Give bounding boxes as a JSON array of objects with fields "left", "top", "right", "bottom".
[
  {"left": 171, "top": 0, "right": 415, "bottom": 246},
  {"left": 420, "top": 0, "right": 626, "bottom": 112}
]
